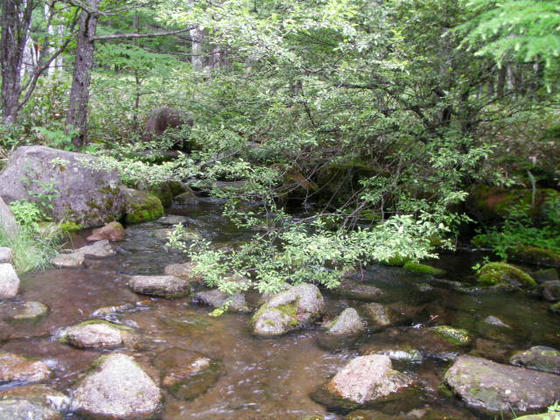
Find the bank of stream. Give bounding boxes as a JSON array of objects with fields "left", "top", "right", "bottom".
[{"left": 1, "top": 197, "right": 559, "bottom": 419}]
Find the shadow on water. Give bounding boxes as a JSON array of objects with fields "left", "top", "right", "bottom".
[{"left": 0, "top": 198, "right": 558, "bottom": 419}]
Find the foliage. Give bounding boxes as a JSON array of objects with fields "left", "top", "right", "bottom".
[
  {"left": 473, "top": 192, "right": 560, "bottom": 260},
  {"left": 9, "top": 200, "right": 44, "bottom": 233}
]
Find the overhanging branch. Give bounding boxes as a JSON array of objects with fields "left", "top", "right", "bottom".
[{"left": 91, "top": 27, "right": 195, "bottom": 41}]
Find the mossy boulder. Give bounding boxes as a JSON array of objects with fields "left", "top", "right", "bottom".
[
  {"left": 467, "top": 185, "right": 559, "bottom": 223},
  {"left": 510, "top": 346, "right": 560, "bottom": 375},
  {"left": 326, "top": 308, "right": 366, "bottom": 336},
  {"left": 550, "top": 302, "right": 560, "bottom": 314},
  {"left": 477, "top": 262, "right": 536, "bottom": 288},
  {"left": 123, "top": 188, "right": 164, "bottom": 224},
  {"left": 508, "top": 246, "right": 560, "bottom": 268},
  {"left": 403, "top": 261, "right": 447, "bottom": 277},
  {"left": 444, "top": 355, "right": 560, "bottom": 414},
  {"left": 251, "top": 284, "right": 325, "bottom": 337}
]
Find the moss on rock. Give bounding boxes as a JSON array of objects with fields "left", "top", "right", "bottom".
[
  {"left": 477, "top": 262, "right": 536, "bottom": 288},
  {"left": 508, "top": 246, "right": 560, "bottom": 268},
  {"left": 431, "top": 326, "right": 471, "bottom": 346},
  {"left": 403, "top": 262, "right": 447, "bottom": 277},
  {"left": 123, "top": 188, "right": 164, "bottom": 224}
]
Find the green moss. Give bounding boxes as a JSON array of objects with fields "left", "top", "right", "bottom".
[
  {"left": 432, "top": 325, "right": 471, "bottom": 346},
  {"left": 477, "top": 262, "right": 536, "bottom": 288},
  {"left": 59, "top": 221, "right": 83, "bottom": 233},
  {"left": 508, "top": 246, "right": 560, "bottom": 268},
  {"left": 379, "top": 256, "right": 409, "bottom": 267},
  {"left": 403, "top": 262, "right": 447, "bottom": 277},
  {"left": 124, "top": 190, "right": 164, "bottom": 224},
  {"left": 550, "top": 302, "right": 560, "bottom": 314}
]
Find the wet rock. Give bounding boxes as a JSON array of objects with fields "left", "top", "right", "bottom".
[
  {"left": 0, "top": 197, "right": 19, "bottom": 238},
  {"left": 0, "top": 399, "right": 61, "bottom": 420},
  {"left": 541, "top": 280, "right": 560, "bottom": 302},
  {"left": 0, "top": 146, "right": 125, "bottom": 228},
  {"left": 129, "top": 275, "right": 190, "bottom": 298},
  {"left": 0, "top": 352, "right": 51, "bottom": 384},
  {"left": 360, "top": 344, "right": 423, "bottom": 364},
  {"left": 477, "top": 262, "right": 536, "bottom": 288},
  {"left": 331, "top": 280, "right": 384, "bottom": 301},
  {"left": 11, "top": 301, "right": 49, "bottom": 320},
  {"left": 444, "top": 355, "right": 560, "bottom": 414},
  {"left": 514, "top": 414, "right": 560, "bottom": 420},
  {"left": 431, "top": 325, "right": 471, "bottom": 346},
  {"left": 508, "top": 246, "right": 560, "bottom": 268},
  {"left": 153, "top": 348, "right": 222, "bottom": 401},
  {"left": 533, "top": 268, "right": 559, "bottom": 283},
  {"left": 313, "top": 355, "right": 413, "bottom": 410},
  {"left": 174, "top": 190, "right": 200, "bottom": 205},
  {"left": 550, "top": 302, "right": 560, "bottom": 314},
  {"left": 71, "top": 353, "right": 161, "bottom": 419},
  {"left": 91, "top": 303, "right": 135, "bottom": 318},
  {"left": 361, "top": 303, "right": 418, "bottom": 331},
  {"left": 483, "top": 315, "right": 510, "bottom": 328},
  {"left": 251, "top": 284, "right": 325, "bottom": 337},
  {"left": 0, "top": 263, "right": 19, "bottom": 298},
  {"left": 51, "top": 252, "right": 84, "bottom": 268},
  {"left": 510, "top": 346, "right": 560, "bottom": 375},
  {"left": 0, "top": 247, "right": 13, "bottom": 263},
  {"left": 326, "top": 308, "right": 365, "bottom": 336},
  {"left": 0, "top": 384, "right": 70, "bottom": 418},
  {"left": 469, "top": 338, "right": 513, "bottom": 363},
  {"left": 61, "top": 321, "right": 136, "bottom": 350},
  {"left": 157, "top": 214, "right": 188, "bottom": 226},
  {"left": 123, "top": 188, "right": 164, "bottom": 224},
  {"left": 193, "top": 289, "right": 250, "bottom": 312},
  {"left": 86, "top": 221, "right": 125, "bottom": 242},
  {"left": 163, "top": 262, "right": 202, "bottom": 282},
  {"left": 76, "top": 240, "right": 115, "bottom": 258}
]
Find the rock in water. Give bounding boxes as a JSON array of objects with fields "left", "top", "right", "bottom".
[
  {"left": 129, "top": 275, "right": 190, "bottom": 298},
  {"left": 11, "top": 301, "right": 49, "bottom": 320},
  {"left": 0, "top": 263, "right": 19, "bottom": 298},
  {"left": 0, "top": 384, "right": 70, "bottom": 420},
  {"left": 164, "top": 262, "right": 202, "bottom": 281},
  {"left": 0, "top": 399, "right": 60, "bottom": 420},
  {"left": 0, "top": 146, "right": 125, "bottom": 228},
  {"left": 86, "top": 221, "right": 126, "bottom": 242},
  {"left": 444, "top": 355, "right": 560, "bottom": 414},
  {"left": 51, "top": 252, "right": 84, "bottom": 268},
  {"left": 193, "top": 289, "right": 249, "bottom": 313},
  {"left": 326, "top": 308, "right": 365, "bottom": 336},
  {"left": 251, "top": 284, "right": 325, "bottom": 336},
  {"left": 123, "top": 188, "right": 164, "bottom": 224},
  {"left": 61, "top": 321, "right": 136, "bottom": 349},
  {"left": 76, "top": 240, "right": 116, "bottom": 258},
  {"left": 0, "top": 352, "right": 51, "bottom": 384},
  {"left": 510, "top": 346, "right": 560, "bottom": 375},
  {"left": 316, "top": 355, "right": 413, "bottom": 409},
  {"left": 71, "top": 353, "right": 161, "bottom": 419}
]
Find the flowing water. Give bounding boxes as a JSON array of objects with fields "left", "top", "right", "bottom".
[{"left": 1, "top": 198, "right": 559, "bottom": 419}]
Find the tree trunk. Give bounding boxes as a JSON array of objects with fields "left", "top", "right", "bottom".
[
  {"left": 0, "top": 0, "right": 33, "bottom": 124},
  {"left": 66, "top": 0, "right": 98, "bottom": 148},
  {"left": 497, "top": 65, "right": 507, "bottom": 98}
]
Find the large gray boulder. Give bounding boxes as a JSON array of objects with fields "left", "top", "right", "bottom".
[
  {"left": 444, "top": 355, "right": 560, "bottom": 414},
  {"left": 0, "top": 263, "right": 19, "bottom": 298},
  {"left": 0, "top": 197, "right": 19, "bottom": 238},
  {"left": 0, "top": 146, "right": 125, "bottom": 228},
  {"left": 251, "top": 284, "right": 325, "bottom": 336},
  {"left": 71, "top": 353, "right": 161, "bottom": 419},
  {"left": 313, "top": 355, "right": 413, "bottom": 410}
]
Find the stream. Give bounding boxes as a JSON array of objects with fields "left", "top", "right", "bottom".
[{"left": 1, "top": 197, "right": 559, "bottom": 419}]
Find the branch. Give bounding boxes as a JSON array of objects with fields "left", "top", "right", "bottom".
[{"left": 91, "top": 27, "right": 195, "bottom": 41}]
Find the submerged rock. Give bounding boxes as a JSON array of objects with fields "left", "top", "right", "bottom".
[
  {"left": 193, "top": 289, "right": 250, "bottom": 312},
  {"left": 360, "top": 343, "right": 423, "bottom": 364},
  {"left": 123, "top": 188, "right": 164, "bottom": 224},
  {"left": 0, "top": 399, "right": 61, "bottom": 420},
  {"left": 360, "top": 303, "right": 417, "bottom": 331},
  {"left": 313, "top": 355, "right": 413, "bottom": 410},
  {"left": 251, "top": 284, "right": 324, "bottom": 336},
  {"left": 11, "top": 301, "right": 49, "bottom": 320},
  {"left": 153, "top": 348, "right": 222, "bottom": 401},
  {"left": 157, "top": 214, "right": 188, "bottom": 226},
  {"left": 541, "top": 280, "right": 560, "bottom": 302},
  {"left": 431, "top": 325, "right": 471, "bottom": 346},
  {"left": 326, "top": 308, "right": 365, "bottom": 336},
  {"left": 0, "top": 263, "right": 19, "bottom": 298},
  {"left": 0, "top": 146, "right": 125, "bottom": 228},
  {"left": 510, "top": 346, "right": 560, "bottom": 375},
  {"left": 477, "top": 262, "right": 536, "bottom": 288},
  {"left": 444, "top": 355, "right": 560, "bottom": 414},
  {"left": 0, "top": 384, "right": 70, "bottom": 419},
  {"left": 331, "top": 281, "right": 384, "bottom": 301},
  {"left": 76, "top": 240, "right": 116, "bottom": 258},
  {"left": 86, "top": 221, "right": 125, "bottom": 242},
  {"left": 61, "top": 320, "right": 136, "bottom": 349},
  {"left": 482, "top": 315, "right": 510, "bottom": 328},
  {"left": 129, "top": 275, "right": 190, "bottom": 298},
  {"left": 508, "top": 246, "right": 560, "bottom": 268},
  {"left": 403, "top": 261, "right": 446, "bottom": 277},
  {"left": 533, "top": 268, "right": 559, "bottom": 283},
  {"left": 71, "top": 353, "right": 161, "bottom": 419},
  {"left": 0, "top": 352, "right": 51, "bottom": 384}
]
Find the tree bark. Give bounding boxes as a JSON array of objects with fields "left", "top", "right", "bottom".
[
  {"left": 66, "top": 0, "right": 98, "bottom": 148},
  {"left": 0, "top": 0, "right": 33, "bottom": 124}
]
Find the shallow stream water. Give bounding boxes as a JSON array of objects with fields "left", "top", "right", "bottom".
[{"left": 1, "top": 198, "right": 559, "bottom": 419}]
